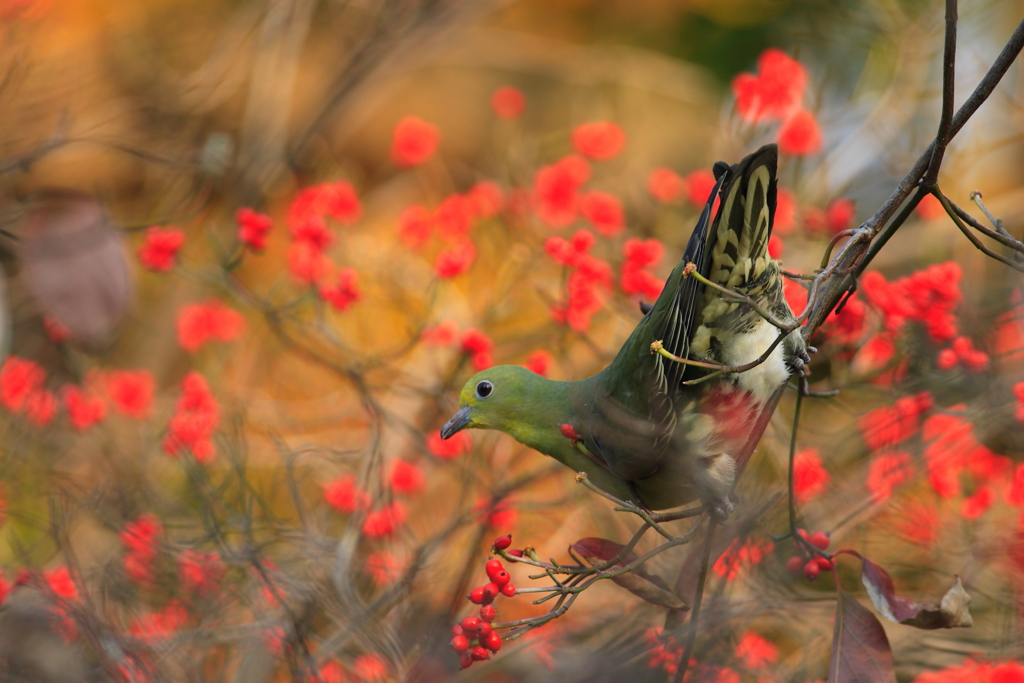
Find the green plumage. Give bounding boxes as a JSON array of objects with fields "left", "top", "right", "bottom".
[{"left": 441, "top": 145, "right": 808, "bottom": 514}]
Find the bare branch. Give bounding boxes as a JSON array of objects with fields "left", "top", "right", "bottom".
[
  {"left": 970, "top": 191, "right": 1014, "bottom": 238},
  {"left": 805, "top": 16, "right": 1024, "bottom": 335},
  {"left": 934, "top": 188, "right": 1024, "bottom": 272},
  {"left": 950, "top": 196, "right": 1024, "bottom": 252},
  {"left": 923, "top": 0, "right": 958, "bottom": 187},
  {"left": 671, "top": 521, "right": 717, "bottom": 683}
]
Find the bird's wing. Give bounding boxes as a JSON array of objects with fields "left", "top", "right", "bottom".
[
  {"left": 571, "top": 161, "right": 729, "bottom": 481},
  {"left": 579, "top": 146, "right": 780, "bottom": 483},
  {"left": 600, "top": 151, "right": 742, "bottom": 405},
  {"left": 658, "top": 166, "right": 731, "bottom": 390}
]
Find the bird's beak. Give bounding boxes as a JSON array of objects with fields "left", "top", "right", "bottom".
[{"left": 441, "top": 406, "right": 472, "bottom": 440}]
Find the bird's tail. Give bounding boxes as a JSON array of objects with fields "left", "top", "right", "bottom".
[
  {"left": 689, "top": 144, "right": 783, "bottom": 358},
  {"left": 705, "top": 144, "right": 778, "bottom": 293}
]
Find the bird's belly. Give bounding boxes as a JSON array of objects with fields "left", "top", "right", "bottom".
[{"left": 720, "top": 317, "right": 790, "bottom": 404}]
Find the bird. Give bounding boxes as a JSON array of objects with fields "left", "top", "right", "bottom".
[{"left": 439, "top": 144, "right": 809, "bottom": 519}]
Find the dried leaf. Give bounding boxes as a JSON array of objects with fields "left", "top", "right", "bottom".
[
  {"left": 571, "top": 537, "right": 685, "bottom": 609},
  {"left": 22, "top": 191, "right": 131, "bottom": 346},
  {"left": 860, "top": 556, "right": 972, "bottom": 629},
  {"left": 828, "top": 591, "right": 896, "bottom": 683}
]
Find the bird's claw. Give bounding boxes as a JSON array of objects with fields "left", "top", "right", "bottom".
[
  {"left": 786, "top": 346, "right": 813, "bottom": 377},
  {"left": 708, "top": 497, "right": 733, "bottom": 523}
]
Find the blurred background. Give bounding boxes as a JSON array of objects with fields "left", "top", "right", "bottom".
[{"left": 0, "top": 0, "right": 1023, "bottom": 681}]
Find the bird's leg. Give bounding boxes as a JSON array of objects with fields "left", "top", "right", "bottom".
[{"left": 694, "top": 453, "right": 736, "bottom": 523}]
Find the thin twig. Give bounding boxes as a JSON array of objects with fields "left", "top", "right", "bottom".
[
  {"left": 782, "top": 269, "right": 817, "bottom": 281},
  {"left": 949, "top": 199, "right": 1024, "bottom": 251},
  {"left": 682, "top": 263, "right": 793, "bottom": 329},
  {"left": 650, "top": 340, "right": 726, "bottom": 370},
  {"left": 935, "top": 187, "right": 1024, "bottom": 272},
  {"left": 923, "top": 0, "right": 958, "bottom": 188},
  {"left": 970, "top": 191, "right": 1006, "bottom": 232},
  {"left": 492, "top": 522, "right": 703, "bottom": 631},
  {"left": 681, "top": 329, "right": 792, "bottom": 386},
  {"left": 671, "top": 521, "right": 717, "bottom": 683},
  {"left": 819, "top": 230, "right": 859, "bottom": 270},
  {"left": 577, "top": 473, "right": 677, "bottom": 541},
  {"left": 650, "top": 506, "right": 706, "bottom": 523},
  {"left": 787, "top": 379, "right": 805, "bottom": 535}
]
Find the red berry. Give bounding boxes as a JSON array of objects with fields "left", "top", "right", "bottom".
[
  {"left": 461, "top": 616, "right": 480, "bottom": 633},
  {"left": 485, "top": 559, "right": 503, "bottom": 580},
  {"left": 479, "top": 604, "right": 496, "bottom": 622},
  {"left": 507, "top": 549, "right": 523, "bottom": 562},
  {"left": 804, "top": 560, "right": 820, "bottom": 581},
  {"left": 452, "top": 624, "right": 464, "bottom": 637},
  {"left": 493, "top": 534, "right": 512, "bottom": 550},
  {"left": 460, "top": 652, "right": 474, "bottom": 669},
  {"left": 501, "top": 583, "right": 517, "bottom": 597},
  {"left": 816, "top": 557, "right": 833, "bottom": 571},
  {"left": 469, "top": 587, "right": 486, "bottom": 604},
  {"left": 493, "top": 570, "right": 510, "bottom": 587},
  {"left": 482, "top": 583, "right": 500, "bottom": 602},
  {"left": 483, "top": 631, "right": 502, "bottom": 652},
  {"left": 476, "top": 621, "right": 492, "bottom": 637},
  {"left": 809, "top": 531, "right": 830, "bottom": 551},
  {"left": 471, "top": 646, "right": 490, "bottom": 661},
  {"left": 451, "top": 635, "right": 469, "bottom": 653},
  {"left": 786, "top": 556, "right": 805, "bottom": 575},
  {"left": 797, "top": 528, "right": 809, "bottom": 540}
]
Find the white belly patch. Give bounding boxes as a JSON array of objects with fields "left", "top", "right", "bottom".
[{"left": 720, "top": 317, "right": 790, "bottom": 403}]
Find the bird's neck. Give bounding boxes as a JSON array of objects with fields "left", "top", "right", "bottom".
[{"left": 502, "top": 377, "right": 579, "bottom": 458}]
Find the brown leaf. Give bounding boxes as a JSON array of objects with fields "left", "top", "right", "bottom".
[
  {"left": 22, "top": 191, "right": 131, "bottom": 346},
  {"left": 860, "top": 556, "right": 972, "bottom": 629},
  {"left": 571, "top": 537, "right": 685, "bottom": 609},
  {"left": 828, "top": 591, "right": 896, "bottom": 683}
]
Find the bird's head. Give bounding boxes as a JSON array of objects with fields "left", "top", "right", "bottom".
[{"left": 440, "top": 365, "right": 541, "bottom": 440}]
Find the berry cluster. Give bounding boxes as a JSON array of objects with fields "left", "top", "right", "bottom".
[
  {"left": 645, "top": 628, "right": 684, "bottom": 675},
  {"left": 450, "top": 535, "right": 519, "bottom": 669},
  {"left": 785, "top": 529, "right": 832, "bottom": 580}
]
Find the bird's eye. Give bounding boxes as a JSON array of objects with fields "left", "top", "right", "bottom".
[{"left": 475, "top": 380, "right": 494, "bottom": 399}]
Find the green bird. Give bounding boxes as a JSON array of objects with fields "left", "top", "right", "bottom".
[{"left": 440, "top": 145, "right": 808, "bottom": 518}]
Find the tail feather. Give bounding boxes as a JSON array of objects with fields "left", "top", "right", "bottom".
[
  {"left": 708, "top": 147, "right": 776, "bottom": 292},
  {"left": 690, "top": 144, "right": 780, "bottom": 358}
]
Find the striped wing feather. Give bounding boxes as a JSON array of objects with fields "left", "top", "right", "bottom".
[{"left": 579, "top": 145, "right": 779, "bottom": 483}]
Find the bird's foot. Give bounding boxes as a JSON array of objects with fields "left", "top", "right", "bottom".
[
  {"left": 786, "top": 348, "right": 813, "bottom": 377},
  {"left": 700, "top": 493, "right": 733, "bottom": 528},
  {"left": 707, "top": 496, "right": 734, "bottom": 524}
]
